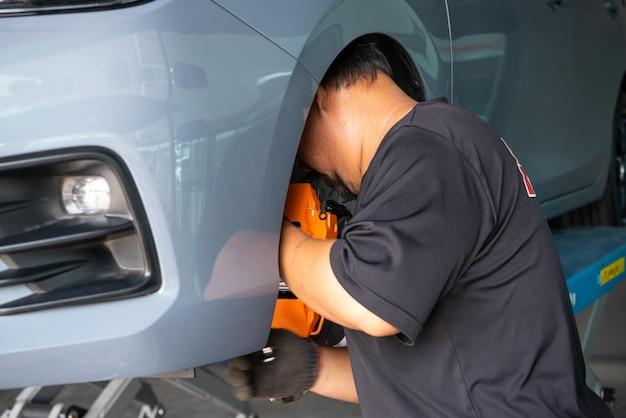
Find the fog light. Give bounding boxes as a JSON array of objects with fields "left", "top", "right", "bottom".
[{"left": 61, "top": 176, "right": 111, "bottom": 215}]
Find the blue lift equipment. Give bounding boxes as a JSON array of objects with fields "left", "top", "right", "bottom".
[{"left": 554, "top": 227, "right": 626, "bottom": 401}]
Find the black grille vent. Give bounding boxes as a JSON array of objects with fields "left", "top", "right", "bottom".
[{"left": 0, "top": 149, "right": 160, "bottom": 315}]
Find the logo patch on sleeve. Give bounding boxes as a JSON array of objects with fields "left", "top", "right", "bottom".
[{"left": 500, "top": 138, "right": 536, "bottom": 198}]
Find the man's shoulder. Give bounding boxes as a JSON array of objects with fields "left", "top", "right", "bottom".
[
  {"left": 400, "top": 100, "right": 508, "bottom": 177},
  {"left": 377, "top": 120, "right": 463, "bottom": 169},
  {"left": 378, "top": 101, "right": 491, "bottom": 161},
  {"left": 361, "top": 102, "right": 502, "bottom": 213},
  {"left": 408, "top": 100, "right": 495, "bottom": 142},
  {"left": 363, "top": 120, "right": 475, "bottom": 200}
]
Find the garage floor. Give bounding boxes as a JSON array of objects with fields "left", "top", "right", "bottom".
[
  {"left": 587, "top": 278, "right": 626, "bottom": 418},
  {"left": 0, "top": 383, "right": 361, "bottom": 418},
  {"left": 1, "top": 285, "right": 625, "bottom": 418}
]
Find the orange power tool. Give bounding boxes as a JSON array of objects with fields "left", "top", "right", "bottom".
[{"left": 271, "top": 183, "right": 338, "bottom": 337}]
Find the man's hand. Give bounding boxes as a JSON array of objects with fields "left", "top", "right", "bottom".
[
  {"left": 225, "top": 330, "right": 320, "bottom": 401},
  {"left": 224, "top": 329, "right": 359, "bottom": 404},
  {"left": 279, "top": 219, "right": 400, "bottom": 337}
]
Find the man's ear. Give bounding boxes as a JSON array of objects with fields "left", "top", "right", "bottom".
[{"left": 314, "top": 86, "right": 329, "bottom": 114}]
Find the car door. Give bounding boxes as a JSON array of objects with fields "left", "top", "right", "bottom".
[
  {"left": 565, "top": 0, "right": 626, "bottom": 211},
  {"left": 447, "top": 0, "right": 581, "bottom": 212}
]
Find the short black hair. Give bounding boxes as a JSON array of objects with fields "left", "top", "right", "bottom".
[{"left": 320, "top": 41, "right": 393, "bottom": 89}]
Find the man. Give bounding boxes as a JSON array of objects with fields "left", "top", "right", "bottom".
[{"left": 227, "top": 42, "right": 613, "bottom": 417}]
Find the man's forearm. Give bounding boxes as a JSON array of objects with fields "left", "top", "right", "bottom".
[
  {"left": 280, "top": 221, "right": 400, "bottom": 336},
  {"left": 311, "top": 347, "right": 358, "bottom": 403},
  {"left": 281, "top": 229, "right": 353, "bottom": 327}
]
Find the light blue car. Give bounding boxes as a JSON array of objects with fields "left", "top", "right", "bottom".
[{"left": 0, "top": 0, "right": 624, "bottom": 389}]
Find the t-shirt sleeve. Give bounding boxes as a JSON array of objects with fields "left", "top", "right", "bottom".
[{"left": 330, "top": 131, "right": 490, "bottom": 344}]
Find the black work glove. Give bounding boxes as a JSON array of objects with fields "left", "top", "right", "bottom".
[{"left": 226, "top": 329, "right": 320, "bottom": 402}]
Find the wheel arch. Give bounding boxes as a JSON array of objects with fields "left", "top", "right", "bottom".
[
  {"left": 254, "top": 0, "right": 452, "bottom": 339},
  {"left": 267, "top": 0, "right": 453, "bottom": 176},
  {"left": 294, "top": 0, "right": 450, "bottom": 101},
  {"left": 266, "top": 30, "right": 436, "bottom": 210}
]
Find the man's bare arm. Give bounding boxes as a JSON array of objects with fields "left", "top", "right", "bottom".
[
  {"left": 280, "top": 221, "right": 399, "bottom": 337},
  {"left": 311, "top": 347, "right": 358, "bottom": 403}
]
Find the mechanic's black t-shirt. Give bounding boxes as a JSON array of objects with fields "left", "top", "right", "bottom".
[{"left": 329, "top": 98, "right": 613, "bottom": 418}]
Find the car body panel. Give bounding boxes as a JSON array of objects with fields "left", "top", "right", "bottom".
[
  {"left": 538, "top": 0, "right": 626, "bottom": 218},
  {"left": 214, "top": 0, "right": 452, "bottom": 100},
  {"left": 448, "top": 0, "right": 626, "bottom": 217},
  {"left": 0, "top": 0, "right": 308, "bottom": 388},
  {"left": 209, "top": 0, "right": 340, "bottom": 61}
]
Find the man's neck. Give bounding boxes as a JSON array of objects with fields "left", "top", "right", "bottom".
[
  {"left": 353, "top": 80, "right": 417, "bottom": 188},
  {"left": 324, "top": 74, "right": 417, "bottom": 194}
]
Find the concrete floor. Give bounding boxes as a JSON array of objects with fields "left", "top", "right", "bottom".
[
  {"left": 0, "top": 382, "right": 361, "bottom": 418},
  {"left": 1, "top": 285, "right": 625, "bottom": 418},
  {"left": 586, "top": 279, "right": 626, "bottom": 418}
]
